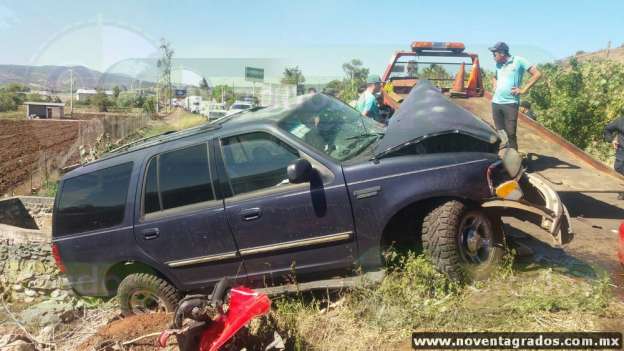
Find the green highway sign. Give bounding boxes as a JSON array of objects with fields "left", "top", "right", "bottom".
[{"left": 245, "top": 67, "right": 264, "bottom": 82}]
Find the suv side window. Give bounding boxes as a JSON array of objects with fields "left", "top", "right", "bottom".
[
  {"left": 221, "top": 132, "right": 299, "bottom": 195},
  {"left": 56, "top": 162, "right": 133, "bottom": 236},
  {"left": 143, "top": 143, "right": 215, "bottom": 214}
]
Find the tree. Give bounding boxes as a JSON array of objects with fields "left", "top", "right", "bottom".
[
  {"left": 157, "top": 38, "right": 174, "bottom": 112},
  {"left": 199, "top": 77, "right": 210, "bottom": 91},
  {"left": 91, "top": 90, "right": 111, "bottom": 112},
  {"left": 323, "top": 80, "right": 343, "bottom": 96},
  {"left": 281, "top": 66, "right": 305, "bottom": 88},
  {"left": 0, "top": 92, "right": 17, "bottom": 112},
  {"left": 339, "top": 59, "right": 369, "bottom": 102},
  {"left": 342, "top": 59, "right": 369, "bottom": 84},
  {"left": 421, "top": 64, "right": 451, "bottom": 80},
  {"left": 211, "top": 85, "right": 235, "bottom": 105},
  {"left": 112, "top": 86, "right": 121, "bottom": 98},
  {"left": 143, "top": 96, "right": 156, "bottom": 114}
]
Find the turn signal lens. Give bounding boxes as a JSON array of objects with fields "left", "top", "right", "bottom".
[{"left": 495, "top": 180, "right": 523, "bottom": 200}]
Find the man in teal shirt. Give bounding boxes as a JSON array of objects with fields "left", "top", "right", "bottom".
[
  {"left": 355, "top": 75, "right": 381, "bottom": 120},
  {"left": 489, "top": 42, "right": 542, "bottom": 150}
]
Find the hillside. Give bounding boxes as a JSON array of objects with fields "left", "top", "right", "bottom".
[
  {"left": 0, "top": 64, "right": 155, "bottom": 91},
  {"left": 563, "top": 45, "right": 624, "bottom": 64}
]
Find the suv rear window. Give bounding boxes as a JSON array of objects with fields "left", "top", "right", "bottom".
[
  {"left": 55, "top": 162, "right": 133, "bottom": 236},
  {"left": 143, "top": 143, "right": 215, "bottom": 214}
]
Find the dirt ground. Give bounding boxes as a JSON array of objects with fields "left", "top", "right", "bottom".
[
  {"left": 455, "top": 97, "right": 624, "bottom": 297},
  {"left": 78, "top": 313, "right": 175, "bottom": 351},
  {"left": 0, "top": 119, "right": 82, "bottom": 195}
]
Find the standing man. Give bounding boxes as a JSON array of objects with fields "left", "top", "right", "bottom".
[
  {"left": 489, "top": 42, "right": 541, "bottom": 150},
  {"left": 604, "top": 115, "right": 624, "bottom": 199},
  {"left": 355, "top": 75, "right": 381, "bottom": 120}
]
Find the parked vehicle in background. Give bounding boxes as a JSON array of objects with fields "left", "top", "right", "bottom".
[
  {"left": 228, "top": 101, "right": 253, "bottom": 114},
  {"left": 51, "top": 84, "right": 572, "bottom": 316},
  {"left": 208, "top": 109, "right": 228, "bottom": 120},
  {"left": 185, "top": 96, "right": 202, "bottom": 113}
]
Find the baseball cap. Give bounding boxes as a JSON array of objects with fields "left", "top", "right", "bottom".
[{"left": 488, "top": 42, "right": 510, "bottom": 54}]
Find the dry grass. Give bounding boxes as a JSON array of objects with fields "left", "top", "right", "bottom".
[{"left": 270, "top": 252, "right": 624, "bottom": 351}]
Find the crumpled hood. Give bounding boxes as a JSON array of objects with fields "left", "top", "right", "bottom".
[{"left": 374, "top": 80, "right": 500, "bottom": 157}]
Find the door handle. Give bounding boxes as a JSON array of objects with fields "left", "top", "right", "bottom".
[
  {"left": 142, "top": 228, "right": 160, "bottom": 240},
  {"left": 241, "top": 208, "right": 262, "bottom": 221}
]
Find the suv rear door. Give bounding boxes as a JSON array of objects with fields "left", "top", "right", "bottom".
[
  {"left": 215, "top": 131, "right": 356, "bottom": 285},
  {"left": 134, "top": 142, "right": 243, "bottom": 291}
]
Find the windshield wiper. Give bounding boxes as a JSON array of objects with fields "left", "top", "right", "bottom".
[{"left": 345, "top": 132, "right": 384, "bottom": 140}]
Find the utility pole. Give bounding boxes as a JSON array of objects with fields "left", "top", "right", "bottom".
[
  {"left": 69, "top": 68, "right": 73, "bottom": 115},
  {"left": 607, "top": 40, "right": 612, "bottom": 58}
]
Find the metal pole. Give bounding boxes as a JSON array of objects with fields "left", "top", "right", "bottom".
[{"left": 70, "top": 68, "right": 73, "bottom": 115}]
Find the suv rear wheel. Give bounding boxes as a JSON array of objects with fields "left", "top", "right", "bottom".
[
  {"left": 422, "top": 200, "right": 504, "bottom": 281},
  {"left": 117, "top": 273, "right": 180, "bottom": 316}
]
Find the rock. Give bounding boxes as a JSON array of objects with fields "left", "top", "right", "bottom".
[
  {"left": 2, "top": 340, "right": 35, "bottom": 351},
  {"left": 0, "top": 334, "right": 14, "bottom": 347},
  {"left": 23, "top": 297, "right": 34, "bottom": 303},
  {"left": 50, "top": 289, "right": 61, "bottom": 298},
  {"left": 15, "top": 272, "right": 33, "bottom": 283},
  {"left": 19, "top": 300, "right": 74, "bottom": 327},
  {"left": 12, "top": 284, "right": 23, "bottom": 292},
  {"left": 28, "top": 276, "right": 56, "bottom": 291},
  {"left": 37, "top": 325, "right": 54, "bottom": 342},
  {"left": 24, "top": 289, "right": 37, "bottom": 297}
]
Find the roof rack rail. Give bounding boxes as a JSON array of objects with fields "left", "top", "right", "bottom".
[{"left": 106, "top": 130, "right": 177, "bottom": 155}]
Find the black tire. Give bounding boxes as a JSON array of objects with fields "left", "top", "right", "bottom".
[
  {"left": 422, "top": 200, "right": 504, "bottom": 281},
  {"left": 117, "top": 273, "right": 180, "bottom": 317}
]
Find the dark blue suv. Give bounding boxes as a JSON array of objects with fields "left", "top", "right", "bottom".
[{"left": 52, "top": 82, "right": 572, "bottom": 315}]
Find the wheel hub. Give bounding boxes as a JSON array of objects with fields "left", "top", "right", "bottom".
[
  {"left": 466, "top": 229, "right": 483, "bottom": 255},
  {"left": 458, "top": 212, "right": 493, "bottom": 264}
]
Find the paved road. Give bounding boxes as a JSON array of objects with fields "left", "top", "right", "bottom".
[{"left": 455, "top": 97, "right": 624, "bottom": 296}]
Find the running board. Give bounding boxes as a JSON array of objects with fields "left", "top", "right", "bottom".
[{"left": 255, "top": 270, "right": 386, "bottom": 296}]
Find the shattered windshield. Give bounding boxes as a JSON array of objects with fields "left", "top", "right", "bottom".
[{"left": 278, "top": 95, "right": 385, "bottom": 161}]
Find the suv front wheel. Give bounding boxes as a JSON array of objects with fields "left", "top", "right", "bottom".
[
  {"left": 422, "top": 200, "right": 504, "bottom": 281},
  {"left": 117, "top": 273, "right": 180, "bottom": 316}
]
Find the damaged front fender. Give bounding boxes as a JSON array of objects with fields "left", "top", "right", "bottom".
[{"left": 482, "top": 173, "right": 573, "bottom": 246}]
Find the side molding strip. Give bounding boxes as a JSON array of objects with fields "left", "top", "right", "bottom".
[
  {"left": 239, "top": 231, "right": 353, "bottom": 256},
  {"left": 166, "top": 231, "right": 354, "bottom": 268},
  {"left": 166, "top": 251, "right": 238, "bottom": 268}
]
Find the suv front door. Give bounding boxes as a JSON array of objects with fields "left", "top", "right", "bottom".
[{"left": 216, "top": 131, "right": 356, "bottom": 285}]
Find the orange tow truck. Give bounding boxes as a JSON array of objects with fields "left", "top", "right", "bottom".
[{"left": 380, "top": 41, "right": 484, "bottom": 113}]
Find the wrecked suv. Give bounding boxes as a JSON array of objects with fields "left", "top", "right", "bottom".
[{"left": 52, "top": 81, "right": 572, "bottom": 315}]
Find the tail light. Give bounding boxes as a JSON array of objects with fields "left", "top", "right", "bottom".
[{"left": 51, "top": 243, "right": 66, "bottom": 273}]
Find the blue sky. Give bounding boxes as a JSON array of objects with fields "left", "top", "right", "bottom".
[{"left": 0, "top": 0, "right": 622, "bottom": 84}]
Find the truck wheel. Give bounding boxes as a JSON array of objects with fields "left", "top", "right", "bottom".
[
  {"left": 422, "top": 200, "right": 504, "bottom": 281},
  {"left": 117, "top": 273, "right": 180, "bottom": 316}
]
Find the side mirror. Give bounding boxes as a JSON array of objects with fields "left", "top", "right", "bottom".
[{"left": 287, "top": 158, "right": 312, "bottom": 184}]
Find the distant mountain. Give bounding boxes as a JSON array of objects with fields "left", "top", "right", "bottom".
[{"left": 0, "top": 64, "right": 156, "bottom": 91}]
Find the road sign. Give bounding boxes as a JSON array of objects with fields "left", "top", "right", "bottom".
[
  {"left": 245, "top": 67, "right": 264, "bottom": 82},
  {"left": 175, "top": 89, "right": 187, "bottom": 97}
]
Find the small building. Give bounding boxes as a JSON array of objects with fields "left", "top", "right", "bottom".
[
  {"left": 24, "top": 102, "right": 65, "bottom": 119},
  {"left": 75, "top": 89, "right": 114, "bottom": 101}
]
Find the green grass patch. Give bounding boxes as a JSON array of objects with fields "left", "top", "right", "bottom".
[{"left": 267, "top": 252, "right": 624, "bottom": 350}]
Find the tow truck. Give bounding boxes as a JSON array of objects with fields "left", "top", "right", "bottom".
[{"left": 380, "top": 41, "right": 484, "bottom": 113}]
